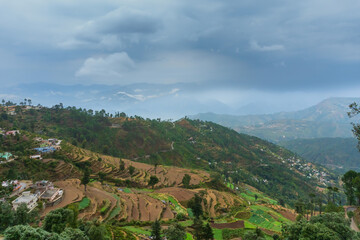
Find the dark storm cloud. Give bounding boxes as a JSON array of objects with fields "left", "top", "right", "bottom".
[{"left": 0, "top": 0, "right": 359, "bottom": 92}]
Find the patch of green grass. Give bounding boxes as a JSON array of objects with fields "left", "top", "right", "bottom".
[
  {"left": 213, "top": 228, "right": 223, "bottom": 240},
  {"left": 78, "top": 197, "right": 90, "bottom": 210},
  {"left": 179, "top": 220, "right": 193, "bottom": 227},
  {"left": 100, "top": 200, "right": 111, "bottom": 215},
  {"left": 244, "top": 220, "right": 257, "bottom": 229},
  {"left": 240, "top": 190, "right": 278, "bottom": 205},
  {"left": 122, "top": 226, "right": 151, "bottom": 236},
  {"left": 123, "top": 188, "right": 132, "bottom": 193},
  {"left": 106, "top": 194, "right": 121, "bottom": 221},
  {"left": 186, "top": 232, "right": 194, "bottom": 240},
  {"left": 149, "top": 193, "right": 187, "bottom": 215},
  {"left": 133, "top": 188, "right": 153, "bottom": 193}
]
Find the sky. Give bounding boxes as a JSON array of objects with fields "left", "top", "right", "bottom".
[{"left": 0, "top": 0, "right": 360, "bottom": 118}]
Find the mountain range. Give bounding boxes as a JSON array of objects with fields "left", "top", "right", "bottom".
[{"left": 191, "top": 97, "right": 360, "bottom": 142}]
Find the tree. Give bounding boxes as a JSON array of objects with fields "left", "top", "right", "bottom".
[
  {"left": 43, "top": 208, "right": 74, "bottom": 233},
  {"left": 154, "top": 162, "right": 159, "bottom": 174},
  {"left": 295, "top": 200, "right": 305, "bottom": 216},
  {"left": 244, "top": 228, "right": 265, "bottom": 240},
  {"left": 189, "top": 194, "right": 203, "bottom": 219},
  {"left": 4, "top": 225, "right": 60, "bottom": 240},
  {"left": 282, "top": 213, "right": 359, "bottom": 240},
  {"left": 128, "top": 165, "right": 135, "bottom": 175},
  {"left": 87, "top": 223, "right": 110, "bottom": 240},
  {"left": 60, "top": 228, "right": 89, "bottom": 240},
  {"left": 151, "top": 220, "right": 162, "bottom": 240},
  {"left": 0, "top": 201, "right": 14, "bottom": 231},
  {"left": 202, "top": 223, "right": 214, "bottom": 240},
  {"left": 66, "top": 204, "right": 79, "bottom": 228},
  {"left": 182, "top": 174, "right": 191, "bottom": 188},
  {"left": 192, "top": 218, "right": 204, "bottom": 240},
  {"left": 316, "top": 197, "right": 323, "bottom": 215},
  {"left": 82, "top": 168, "right": 90, "bottom": 192},
  {"left": 98, "top": 172, "right": 106, "bottom": 184},
  {"left": 14, "top": 203, "right": 34, "bottom": 225},
  {"left": 342, "top": 170, "right": 358, "bottom": 205},
  {"left": 148, "top": 175, "right": 159, "bottom": 188},
  {"left": 119, "top": 160, "right": 125, "bottom": 171},
  {"left": 353, "top": 176, "right": 360, "bottom": 206},
  {"left": 163, "top": 222, "right": 186, "bottom": 240}
]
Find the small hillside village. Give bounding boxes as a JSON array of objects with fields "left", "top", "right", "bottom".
[
  {"left": 258, "top": 146, "right": 332, "bottom": 186},
  {"left": 3, "top": 180, "right": 64, "bottom": 212},
  {"left": 0, "top": 127, "right": 65, "bottom": 213}
]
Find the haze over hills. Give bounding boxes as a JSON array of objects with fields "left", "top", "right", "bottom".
[
  {"left": 191, "top": 97, "right": 360, "bottom": 142},
  {"left": 280, "top": 137, "right": 360, "bottom": 173}
]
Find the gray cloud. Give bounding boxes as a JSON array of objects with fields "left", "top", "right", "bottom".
[
  {"left": 76, "top": 52, "right": 135, "bottom": 82},
  {"left": 0, "top": 0, "right": 360, "bottom": 93}
]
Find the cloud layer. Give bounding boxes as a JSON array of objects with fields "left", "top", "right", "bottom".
[{"left": 0, "top": 0, "right": 360, "bottom": 116}]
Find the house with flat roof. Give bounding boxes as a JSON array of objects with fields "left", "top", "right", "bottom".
[
  {"left": 12, "top": 191, "right": 39, "bottom": 212},
  {"left": 33, "top": 147, "right": 56, "bottom": 153}
]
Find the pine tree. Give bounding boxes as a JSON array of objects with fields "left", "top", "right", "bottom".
[
  {"left": 151, "top": 220, "right": 161, "bottom": 240},
  {"left": 203, "top": 223, "right": 214, "bottom": 240},
  {"left": 81, "top": 168, "right": 90, "bottom": 192}
]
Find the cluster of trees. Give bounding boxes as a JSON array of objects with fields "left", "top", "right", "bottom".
[
  {"left": 282, "top": 213, "right": 360, "bottom": 239},
  {"left": 0, "top": 202, "right": 38, "bottom": 232},
  {"left": 151, "top": 220, "right": 187, "bottom": 240},
  {"left": 2, "top": 204, "right": 114, "bottom": 240},
  {"left": 342, "top": 170, "right": 360, "bottom": 205}
]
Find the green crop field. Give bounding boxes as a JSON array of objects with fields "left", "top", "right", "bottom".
[
  {"left": 148, "top": 193, "right": 187, "bottom": 215},
  {"left": 247, "top": 205, "right": 286, "bottom": 232},
  {"left": 240, "top": 190, "right": 277, "bottom": 205},
  {"left": 123, "top": 188, "right": 132, "bottom": 193},
  {"left": 78, "top": 197, "right": 90, "bottom": 210},
  {"left": 122, "top": 226, "right": 151, "bottom": 236},
  {"left": 213, "top": 228, "right": 223, "bottom": 240}
]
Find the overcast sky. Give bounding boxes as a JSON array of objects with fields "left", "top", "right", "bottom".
[{"left": 1, "top": 0, "right": 360, "bottom": 116}]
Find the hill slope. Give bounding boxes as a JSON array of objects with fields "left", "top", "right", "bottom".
[
  {"left": 0, "top": 105, "right": 336, "bottom": 204},
  {"left": 280, "top": 137, "right": 360, "bottom": 173},
  {"left": 191, "top": 97, "right": 360, "bottom": 142}
]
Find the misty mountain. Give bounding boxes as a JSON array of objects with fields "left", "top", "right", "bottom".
[
  {"left": 280, "top": 137, "right": 360, "bottom": 173},
  {"left": 191, "top": 97, "right": 360, "bottom": 142},
  {"left": 3, "top": 82, "right": 235, "bottom": 120}
]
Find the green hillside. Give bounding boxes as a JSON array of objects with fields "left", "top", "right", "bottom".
[
  {"left": 0, "top": 105, "right": 336, "bottom": 204},
  {"left": 280, "top": 137, "right": 360, "bottom": 173}
]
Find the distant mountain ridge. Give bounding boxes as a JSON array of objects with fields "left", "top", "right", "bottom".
[
  {"left": 191, "top": 97, "right": 360, "bottom": 142},
  {"left": 280, "top": 137, "right": 360, "bottom": 173}
]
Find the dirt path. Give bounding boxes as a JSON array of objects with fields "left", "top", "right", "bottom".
[
  {"left": 42, "top": 179, "right": 84, "bottom": 216},
  {"left": 345, "top": 206, "right": 359, "bottom": 232}
]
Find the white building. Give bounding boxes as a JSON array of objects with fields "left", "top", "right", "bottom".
[{"left": 12, "top": 191, "right": 39, "bottom": 212}]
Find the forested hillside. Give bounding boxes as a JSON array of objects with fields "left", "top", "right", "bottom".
[{"left": 0, "top": 105, "right": 336, "bottom": 204}]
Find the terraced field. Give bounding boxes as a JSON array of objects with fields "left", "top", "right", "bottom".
[
  {"left": 247, "top": 205, "right": 292, "bottom": 233},
  {"left": 62, "top": 143, "right": 210, "bottom": 187}
]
